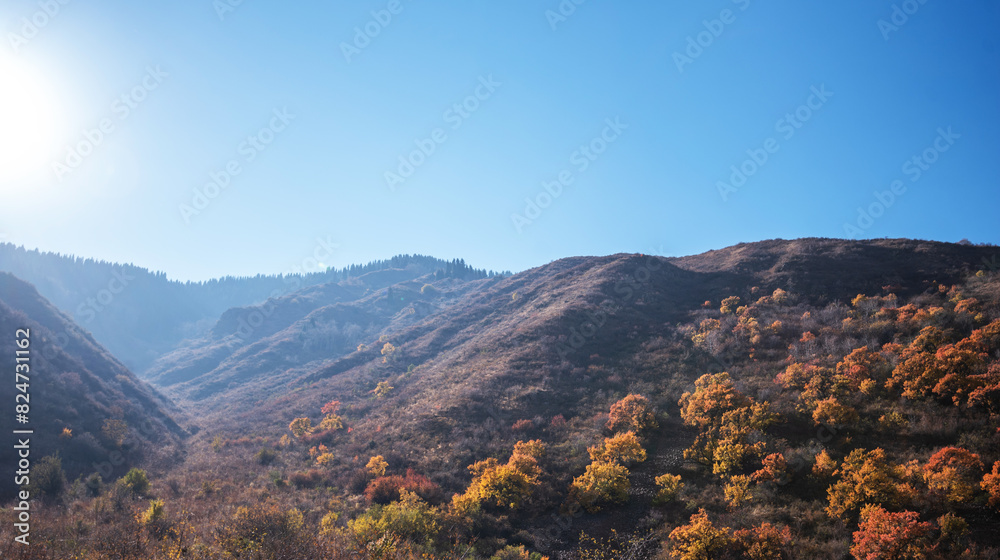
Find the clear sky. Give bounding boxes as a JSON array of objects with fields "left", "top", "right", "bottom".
[{"left": 0, "top": 0, "right": 997, "bottom": 281}]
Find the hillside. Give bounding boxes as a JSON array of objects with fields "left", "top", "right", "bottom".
[
  {"left": 669, "top": 238, "right": 996, "bottom": 301},
  {"left": 181, "top": 239, "right": 999, "bottom": 423},
  {"left": 0, "top": 273, "right": 185, "bottom": 501},
  {"left": 145, "top": 266, "right": 495, "bottom": 403},
  {"left": 3, "top": 238, "right": 999, "bottom": 560}
]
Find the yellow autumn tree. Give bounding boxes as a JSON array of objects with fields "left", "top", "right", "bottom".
[
  {"left": 453, "top": 440, "right": 546, "bottom": 511},
  {"left": 367, "top": 455, "right": 388, "bottom": 477},
  {"left": 680, "top": 375, "right": 775, "bottom": 477},
  {"left": 654, "top": 474, "right": 683, "bottom": 504},
  {"left": 680, "top": 373, "right": 751, "bottom": 429},
  {"left": 588, "top": 431, "right": 647, "bottom": 466},
  {"left": 668, "top": 509, "right": 734, "bottom": 560},
  {"left": 826, "top": 448, "right": 908, "bottom": 522},
  {"left": 724, "top": 475, "right": 753, "bottom": 509},
  {"left": 288, "top": 417, "right": 312, "bottom": 439},
  {"left": 570, "top": 461, "right": 630, "bottom": 512}
]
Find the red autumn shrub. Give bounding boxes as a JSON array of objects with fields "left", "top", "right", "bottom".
[
  {"left": 364, "top": 469, "right": 441, "bottom": 504},
  {"left": 850, "top": 505, "right": 934, "bottom": 560},
  {"left": 734, "top": 523, "right": 792, "bottom": 560},
  {"left": 512, "top": 419, "right": 534, "bottom": 432}
]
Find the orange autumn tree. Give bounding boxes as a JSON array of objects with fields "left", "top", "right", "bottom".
[
  {"left": 955, "top": 320, "right": 1000, "bottom": 407},
  {"left": 850, "top": 505, "right": 934, "bottom": 560},
  {"left": 316, "top": 400, "right": 344, "bottom": 432},
  {"left": 813, "top": 449, "right": 838, "bottom": 478},
  {"left": 968, "top": 362, "right": 1000, "bottom": 413},
  {"left": 733, "top": 523, "right": 792, "bottom": 560},
  {"left": 680, "top": 372, "right": 775, "bottom": 476},
  {"left": 570, "top": 394, "right": 657, "bottom": 513},
  {"left": 720, "top": 296, "right": 741, "bottom": 315},
  {"left": 982, "top": 461, "right": 1000, "bottom": 510},
  {"left": 932, "top": 341, "right": 988, "bottom": 405},
  {"left": 680, "top": 372, "right": 751, "bottom": 429},
  {"left": 812, "top": 396, "right": 859, "bottom": 428},
  {"left": 606, "top": 394, "right": 658, "bottom": 433},
  {"left": 923, "top": 447, "right": 984, "bottom": 505},
  {"left": 836, "top": 346, "right": 891, "bottom": 394},
  {"left": 775, "top": 362, "right": 829, "bottom": 391},
  {"left": 289, "top": 400, "right": 345, "bottom": 441},
  {"left": 887, "top": 320, "right": 1000, "bottom": 406},
  {"left": 752, "top": 453, "right": 789, "bottom": 485},
  {"left": 886, "top": 326, "right": 950, "bottom": 399}
]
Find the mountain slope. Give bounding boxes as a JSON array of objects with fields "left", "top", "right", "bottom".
[
  {"left": 176, "top": 237, "right": 996, "bottom": 467},
  {"left": 0, "top": 273, "right": 185, "bottom": 501},
  {"left": 669, "top": 237, "right": 993, "bottom": 301},
  {"left": 191, "top": 238, "right": 999, "bottom": 423},
  {"left": 6, "top": 238, "right": 1000, "bottom": 558},
  {"left": 147, "top": 268, "right": 497, "bottom": 404}
]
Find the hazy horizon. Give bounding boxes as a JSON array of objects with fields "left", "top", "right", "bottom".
[{"left": 3, "top": 234, "right": 998, "bottom": 285}]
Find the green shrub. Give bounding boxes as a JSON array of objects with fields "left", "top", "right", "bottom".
[
  {"left": 255, "top": 447, "right": 278, "bottom": 465},
  {"left": 31, "top": 455, "right": 65, "bottom": 500},
  {"left": 85, "top": 472, "right": 104, "bottom": 497},
  {"left": 119, "top": 467, "right": 150, "bottom": 496}
]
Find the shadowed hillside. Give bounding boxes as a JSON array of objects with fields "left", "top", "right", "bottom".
[{"left": 0, "top": 273, "right": 185, "bottom": 501}]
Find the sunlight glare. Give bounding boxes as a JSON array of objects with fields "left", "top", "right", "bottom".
[{"left": 0, "top": 53, "right": 62, "bottom": 185}]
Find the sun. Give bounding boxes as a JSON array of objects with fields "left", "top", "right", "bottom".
[{"left": 0, "top": 53, "right": 62, "bottom": 185}]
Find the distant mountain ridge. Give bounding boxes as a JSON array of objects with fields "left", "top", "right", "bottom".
[
  {"left": 145, "top": 267, "right": 498, "bottom": 404},
  {"left": 0, "top": 244, "right": 506, "bottom": 373}
]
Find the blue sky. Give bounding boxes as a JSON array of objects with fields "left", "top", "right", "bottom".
[{"left": 0, "top": 0, "right": 997, "bottom": 281}]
